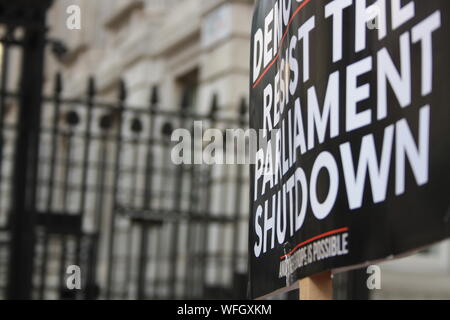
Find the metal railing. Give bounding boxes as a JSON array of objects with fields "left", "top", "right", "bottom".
[
  {"left": 0, "top": 14, "right": 250, "bottom": 298},
  {"left": 0, "top": 68, "right": 250, "bottom": 299}
]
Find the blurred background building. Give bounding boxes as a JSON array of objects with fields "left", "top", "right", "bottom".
[
  {"left": 0, "top": 0, "right": 253, "bottom": 300},
  {"left": 0, "top": 0, "right": 448, "bottom": 300},
  {"left": 41, "top": 0, "right": 254, "bottom": 300}
]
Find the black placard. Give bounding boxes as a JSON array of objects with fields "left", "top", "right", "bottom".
[{"left": 249, "top": 0, "right": 450, "bottom": 299}]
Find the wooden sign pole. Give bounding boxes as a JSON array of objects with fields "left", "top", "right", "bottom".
[{"left": 299, "top": 272, "right": 333, "bottom": 300}]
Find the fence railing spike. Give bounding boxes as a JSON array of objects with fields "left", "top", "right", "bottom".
[
  {"left": 150, "top": 85, "right": 159, "bottom": 109},
  {"left": 87, "top": 76, "right": 96, "bottom": 98},
  {"left": 210, "top": 93, "right": 219, "bottom": 118},
  {"left": 118, "top": 79, "right": 127, "bottom": 102},
  {"left": 239, "top": 97, "right": 247, "bottom": 117},
  {"left": 54, "top": 72, "right": 63, "bottom": 94}
]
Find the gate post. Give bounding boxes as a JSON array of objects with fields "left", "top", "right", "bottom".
[{"left": 0, "top": 0, "right": 53, "bottom": 300}]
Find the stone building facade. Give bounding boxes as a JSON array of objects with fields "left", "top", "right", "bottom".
[
  {"left": 41, "top": 0, "right": 450, "bottom": 300},
  {"left": 40, "top": 0, "right": 254, "bottom": 300}
]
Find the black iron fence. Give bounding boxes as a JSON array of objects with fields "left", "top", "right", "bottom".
[
  {"left": 0, "top": 75, "right": 250, "bottom": 300},
  {"left": 0, "top": 16, "right": 249, "bottom": 298}
]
